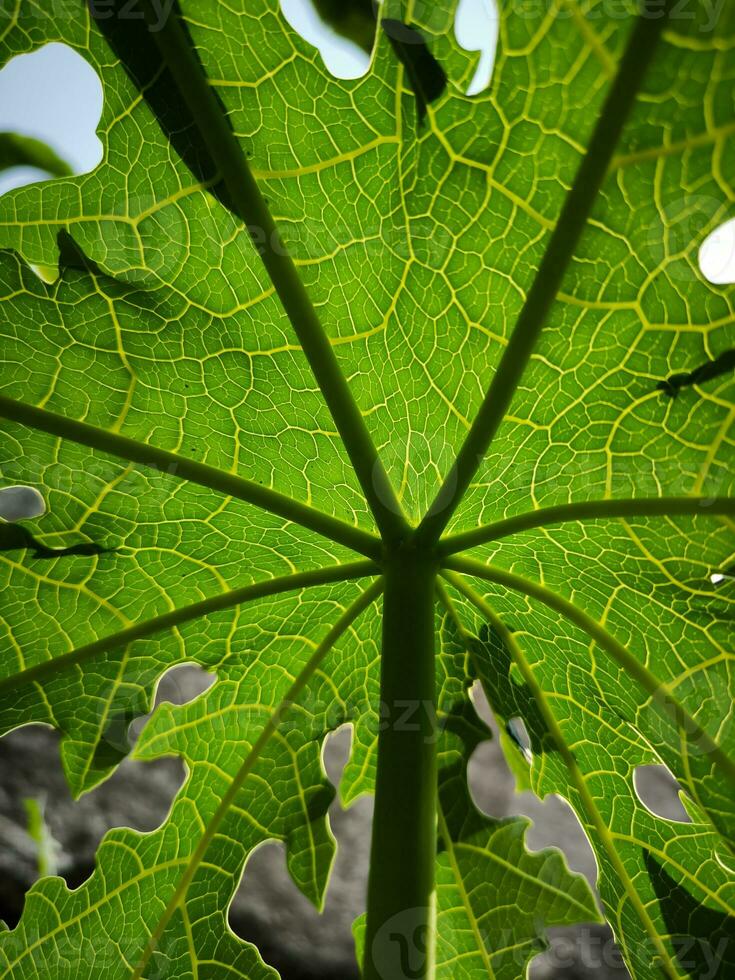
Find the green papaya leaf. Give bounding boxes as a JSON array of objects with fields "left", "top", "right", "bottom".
[{"left": 0, "top": 0, "right": 733, "bottom": 978}]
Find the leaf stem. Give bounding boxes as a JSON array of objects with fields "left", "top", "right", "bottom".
[
  {"left": 0, "top": 394, "right": 381, "bottom": 559},
  {"left": 363, "top": 549, "right": 438, "bottom": 980},
  {"left": 0, "top": 561, "right": 379, "bottom": 698},
  {"left": 439, "top": 496, "right": 735, "bottom": 555},
  {"left": 440, "top": 571, "right": 682, "bottom": 980},
  {"left": 140, "top": 0, "right": 408, "bottom": 544},
  {"left": 444, "top": 554, "right": 735, "bottom": 790},
  {"left": 415, "top": 0, "right": 674, "bottom": 546},
  {"left": 130, "top": 576, "right": 384, "bottom": 980}
]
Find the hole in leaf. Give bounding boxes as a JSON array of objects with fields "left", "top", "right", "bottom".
[
  {"left": 454, "top": 0, "right": 499, "bottom": 96},
  {"left": 322, "top": 723, "right": 354, "bottom": 789},
  {"left": 231, "top": 794, "right": 372, "bottom": 977},
  {"left": 0, "top": 485, "right": 45, "bottom": 522},
  {"left": 524, "top": 796, "right": 599, "bottom": 887},
  {"left": 699, "top": 217, "right": 735, "bottom": 284},
  {"left": 0, "top": 725, "right": 184, "bottom": 925},
  {"left": 528, "top": 924, "right": 627, "bottom": 979},
  {"left": 281, "top": 0, "right": 374, "bottom": 79},
  {"left": 467, "top": 694, "right": 599, "bottom": 887},
  {"left": 466, "top": 737, "right": 516, "bottom": 818},
  {"left": 156, "top": 662, "right": 217, "bottom": 705},
  {"left": 633, "top": 765, "right": 690, "bottom": 823},
  {"left": 711, "top": 563, "right": 735, "bottom": 585},
  {"left": 506, "top": 715, "right": 533, "bottom": 764},
  {"left": 465, "top": 681, "right": 516, "bottom": 816},
  {"left": 128, "top": 664, "right": 217, "bottom": 744},
  {"left": 0, "top": 43, "right": 102, "bottom": 196}
]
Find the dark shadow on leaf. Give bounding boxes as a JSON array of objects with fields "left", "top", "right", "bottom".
[
  {"left": 656, "top": 348, "right": 735, "bottom": 398},
  {"left": 472, "top": 624, "right": 553, "bottom": 765},
  {"left": 91, "top": 1, "right": 232, "bottom": 213},
  {"left": 643, "top": 851, "right": 735, "bottom": 978},
  {"left": 0, "top": 524, "right": 113, "bottom": 560},
  {"left": 381, "top": 20, "right": 447, "bottom": 125},
  {"left": 303, "top": 783, "right": 336, "bottom": 825},
  {"left": 312, "top": 0, "right": 377, "bottom": 53},
  {"left": 88, "top": 708, "right": 142, "bottom": 773},
  {"left": 436, "top": 697, "right": 494, "bottom": 851},
  {"left": 57, "top": 228, "right": 102, "bottom": 276}
]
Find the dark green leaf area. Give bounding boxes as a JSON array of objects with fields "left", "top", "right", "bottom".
[
  {"left": 643, "top": 851, "right": 735, "bottom": 979},
  {"left": 381, "top": 20, "right": 447, "bottom": 124}
]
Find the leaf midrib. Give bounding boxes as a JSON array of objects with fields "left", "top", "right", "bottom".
[
  {"left": 138, "top": 0, "right": 408, "bottom": 543},
  {"left": 0, "top": 394, "right": 381, "bottom": 559},
  {"left": 436, "top": 803, "right": 498, "bottom": 980},
  {"left": 415, "top": 1, "right": 675, "bottom": 545},
  {"left": 129, "top": 579, "right": 383, "bottom": 980},
  {"left": 0, "top": 561, "right": 379, "bottom": 698},
  {"left": 446, "top": 554, "right": 735, "bottom": 792}
]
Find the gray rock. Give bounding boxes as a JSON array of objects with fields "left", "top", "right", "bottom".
[{"left": 0, "top": 725, "right": 184, "bottom": 921}]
